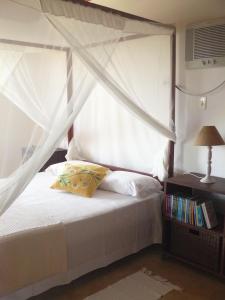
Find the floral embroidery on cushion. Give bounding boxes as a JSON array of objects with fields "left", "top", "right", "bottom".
[{"left": 51, "top": 164, "right": 109, "bottom": 197}]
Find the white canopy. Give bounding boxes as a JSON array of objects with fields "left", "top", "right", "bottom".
[{"left": 0, "top": 0, "right": 175, "bottom": 215}]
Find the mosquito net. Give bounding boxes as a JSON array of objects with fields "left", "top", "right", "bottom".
[{"left": 0, "top": 0, "right": 175, "bottom": 215}]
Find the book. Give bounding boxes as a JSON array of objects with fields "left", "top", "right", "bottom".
[
  {"left": 169, "top": 194, "right": 173, "bottom": 217},
  {"left": 177, "top": 196, "right": 183, "bottom": 222},
  {"left": 172, "top": 195, "right": 177, "bottom": 218},
  {"left": 196, "top": 205, "right": 204, "bottom": 227},
  {"left": 186, "top": 199, "right": 190, "bottom": 224},
  {"left": 189, "top": 200, "right": 193, "bottom": 225},
  {"left": 165, "top": 193, "right": 198, "bottom": 226},
  {"left": 201, "top": 201, "right": 218, "bottom": 229},
  {"left": 182, "top": 198, "right": 186, "bottom": 223},
  {"left": 165, "top": 194, "right": 218, "bottom": 229}
]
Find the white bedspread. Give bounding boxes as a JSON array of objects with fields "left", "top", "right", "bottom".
[
  {"left": 0, "top": 173, "right": 162, "bottom": 300},
  {"left": 0, "top": 223, "right": 67, "bottom": 297}
]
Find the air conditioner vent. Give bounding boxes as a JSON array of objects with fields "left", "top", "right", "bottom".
[
  {"left": 194, "top": 24, "right": 225, "bottom": 59},
  {"left": 185, "top": 19, "right": 225, "bottom": 69}
]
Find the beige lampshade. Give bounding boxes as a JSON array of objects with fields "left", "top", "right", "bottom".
[{"left": 195, "top": 126, "right": 225, "bottom": 146}]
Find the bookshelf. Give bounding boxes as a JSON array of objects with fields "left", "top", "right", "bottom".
[{"left": 163, "top": 173, "right": 225, "bottom": 277}]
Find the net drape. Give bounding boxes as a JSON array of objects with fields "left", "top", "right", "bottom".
[{"left": 0, "top": 0, "right": 175, "bottom": 216}]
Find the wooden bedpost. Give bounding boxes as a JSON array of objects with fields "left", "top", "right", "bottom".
[
  {"left": 66, "top": 49, "right": 74, "bottom": 143},
  {"left": 168, "top": 31, "right": 176, "bottom": 178}
]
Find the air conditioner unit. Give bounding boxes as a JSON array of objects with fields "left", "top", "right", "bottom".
[{"left": 185, "top": 18, "right": 225, "bottom": 69}]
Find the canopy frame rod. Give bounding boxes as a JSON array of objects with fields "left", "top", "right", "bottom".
[{"left": 0, "top": 32, "right": 151, "bottom": 51}]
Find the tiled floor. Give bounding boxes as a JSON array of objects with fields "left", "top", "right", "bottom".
[{"left": 33, "top": 245, "right": 225, "bottom": 300}]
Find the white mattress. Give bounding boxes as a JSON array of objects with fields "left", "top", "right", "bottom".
[{"left": 0, "top": 173, "right": 162, "bottom": 300}]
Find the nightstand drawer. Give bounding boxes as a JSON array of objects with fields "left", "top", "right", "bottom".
[{"left": 170, "top": 222, "right": 221, "bottom": 272}]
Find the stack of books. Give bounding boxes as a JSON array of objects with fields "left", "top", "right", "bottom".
[{"left": 165, "top": 194, "right": 218, "bottom": 229}]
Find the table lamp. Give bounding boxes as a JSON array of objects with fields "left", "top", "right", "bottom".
[{"left": 194, "top": 126, "right": 225, "bottom": 184}]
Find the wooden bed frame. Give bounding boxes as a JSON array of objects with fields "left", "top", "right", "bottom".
[
  {"left": 94, "top": 162, "right": 163, "bottom": 185},
  {"left": 0, "top": 5, "right": 174, "bottom": 298}
]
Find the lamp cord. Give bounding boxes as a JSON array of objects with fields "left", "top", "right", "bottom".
[{"left": 184, "top": 172, "right": 204, "bottom": 179}]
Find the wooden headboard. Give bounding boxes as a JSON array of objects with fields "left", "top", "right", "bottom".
[
  {"left": 96, "top": 163, "right": 162, "bottom": 185},
  {"left": 39, "top": 148, "right": 67, "bottom": 172}
]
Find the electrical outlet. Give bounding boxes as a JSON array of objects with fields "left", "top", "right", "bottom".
[{"left": 200, "top": 96, "right": 207, "bottom": 110}]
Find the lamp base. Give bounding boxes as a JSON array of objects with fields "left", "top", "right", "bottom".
[{"left": 200, "top": 176, "right": 216, "bottom": 184}]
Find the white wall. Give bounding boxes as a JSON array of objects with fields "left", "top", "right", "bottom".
[{"left": 175, "top": 26, "right": 225, "bottom": 178}]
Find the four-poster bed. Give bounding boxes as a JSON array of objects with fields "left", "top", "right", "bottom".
[{"left": 0, "top": 0, "right": 176, "bottom": 299}]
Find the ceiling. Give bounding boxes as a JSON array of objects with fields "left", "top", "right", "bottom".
[{"left": 92, "top": 0, "right": 225, "bottom": 26}]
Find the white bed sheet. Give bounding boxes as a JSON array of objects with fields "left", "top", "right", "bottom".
[{"left": 0, "top": 173, "right": 162, "bottom": 300}]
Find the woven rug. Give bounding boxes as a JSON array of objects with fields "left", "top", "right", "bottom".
[{"left": 84, "top": 269, "right": 181, "bottom": 300}]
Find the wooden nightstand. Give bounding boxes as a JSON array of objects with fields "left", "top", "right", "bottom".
[
  {"left": 39, "top": 148, "right": 67, "bottom": 172},
  {"left": 163, "top": 173, "right": 225, "bottom": 278}
]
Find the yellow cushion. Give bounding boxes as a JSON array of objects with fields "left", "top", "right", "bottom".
[{"left": 51, "top": 163, "right": 109, "bottom": 197}]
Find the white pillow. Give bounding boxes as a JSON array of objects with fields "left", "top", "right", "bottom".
[
  {"left": 45, "top": 160, "right": 100, "bottom": 176},
  {"left": 99, "top": 171, "right": 162, "bottom": 198}
]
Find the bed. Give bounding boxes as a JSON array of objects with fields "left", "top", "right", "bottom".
[
  {"left": 0, "top": 0, "right": 175, "bottom": 298},
  {"left": 0, "top": 170, "right": 162, "bottom": 300}
]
